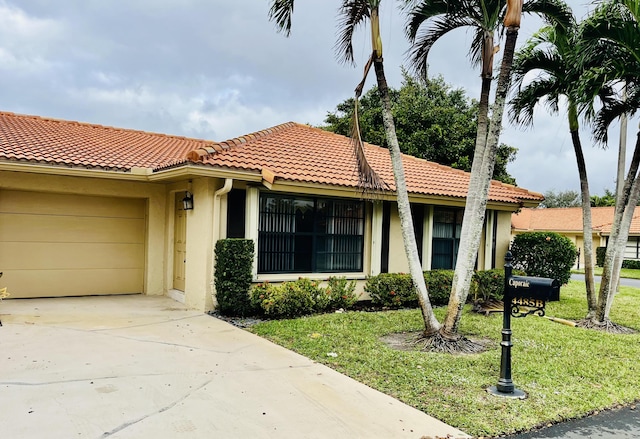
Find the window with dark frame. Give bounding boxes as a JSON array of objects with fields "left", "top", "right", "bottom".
[
  {"left": 431, "top": 207, "right": 463, "bottom": 269},
  {"left": 258, "top": 194, "right": 365, "bottom": 274}
]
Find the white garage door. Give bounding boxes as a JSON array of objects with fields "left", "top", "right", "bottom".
[{"left": 0, "top": 190, "right": 146, "bottom": 298}]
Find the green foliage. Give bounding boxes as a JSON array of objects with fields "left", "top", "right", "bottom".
[
  {"left": 364, "top": 273, "right": 416, "bottom": 308},
  {"left": 325, "top": 276, "right": 359, "bottom": 310},
  {"left": 249, "top": 277, "right": 359, "bottom": 319},
  {"left": 214, "top": 239, "right": 255, "bottom": 317},
  {"left": 423, "top": 270, "right": 454, "bottom": 306},
  {"left": 621, "top": 259, "right": 640, "bottom": 269},
  {"left": 511, "top": 232, "right": 577, "bottom": 284},
  {"left": 590, "top": 189, "right": 617, "bottom": 207},
  {"left": 472, "top": 269, "right": 526, "bottom": 301},
  {"left": 250, "top": 279, "right": 315, "bottom": 318},
  {"left": 322, "top": 70, "right": 518, "bottom": 184},
  {"left": 540, "top": 189, "right": 581, "bottom": 208},
  {"left": 596, "top": 246, "right": 607, "bottom": 267}
]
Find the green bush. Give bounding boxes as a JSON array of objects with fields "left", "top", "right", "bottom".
[
  {"left": 250, "top": 279, "right": 315, "bottom": 318},
  {"left": 622, "top": 259, "right": 640, "bottom": 269},
  {"left": 214, "top": 239, "right": 255, "bottom": 316},
  {"left": 511, "top": 232, "right": 577, "bottom": 284},
  {"left": 423, "top": 270, "right": 454, "bottom": 306},
  {"left": 326, "top": 276, "right": 359, "bottom": 310},
  {"left": 596, "top": 246, "right": 607, "bottom": 267},
  {"left": 472, "top": 269, "right": 525, "bottom": 302},
  {"left": 249, "top": 277, "right": 359, "bottom": 318},
  {"left": 365, "top": 273, "right": 416, "bottom": 308}
]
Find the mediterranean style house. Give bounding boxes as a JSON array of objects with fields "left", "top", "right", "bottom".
[
  {"left": 0, "top": 111, "right": 543, "bottom": 311},
  {"left": 511, "top": 206, "right": 640, "bottom": 268}
]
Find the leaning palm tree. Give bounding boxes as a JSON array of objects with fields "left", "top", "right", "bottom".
[
  {"left": 405, "top": 0, "right": 572, "bottom": 336},
  {"left": 509, "top": 13, "right": 598, "bottom": 317},
  {"left": 577, "top": 0, "right": 640, "bottom": 330},
  {"left": 268, "top": 0, "right": 442, "bottom": 336}
]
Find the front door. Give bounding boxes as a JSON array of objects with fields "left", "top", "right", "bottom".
[{"left": 173, "top": 192, "right": 187, "bottom": 291}]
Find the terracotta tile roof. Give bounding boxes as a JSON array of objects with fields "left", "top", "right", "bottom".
[
  {"left": 0, "top": 111, "right": 212, "bottom": 171},
  {"left": 0, "top": 112, "right": 543, "bottom": 205},
  {"left": 187, "top": 122, "right": 543, "bottom": 204},
  {"left": 512, "top": 206, "right": 640, "bottom": 235}
]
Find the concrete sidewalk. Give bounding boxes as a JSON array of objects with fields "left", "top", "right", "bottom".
[{"left": 0, "top": 295, "right": 469, "bottom": 439}]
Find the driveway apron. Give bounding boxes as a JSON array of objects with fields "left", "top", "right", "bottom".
[{"left": 0, "top": 295, "right": 469, "bottom": 438}]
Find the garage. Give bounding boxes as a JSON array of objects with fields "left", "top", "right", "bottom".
[{"left": 0, "top": 190, "right": 146, "bottom": 298}]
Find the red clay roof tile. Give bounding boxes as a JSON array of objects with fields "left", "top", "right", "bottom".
[
  {"left": 512, "top": 206, "right": 640, "bottom": 235},
  {"left": 0, "top": 112, "right": 543, "bottom": 205}
]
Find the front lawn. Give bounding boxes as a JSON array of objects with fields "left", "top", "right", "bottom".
[
  {"left": 251, "top": 281, "right": 640, "bottom": 437},
  {"left": 572, "top": 267, "right": 640, "bottom": 279}
]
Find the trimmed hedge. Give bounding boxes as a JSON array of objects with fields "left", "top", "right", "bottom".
[
  {"left": 622, "top": 259, "right": 640, "bottom": 269},
  {"left": 424, "top": 270, "right": 455, "bottom": 306},
  {"left": 214, "top": 239, "right": 255, "bottom": 316},
  {"left": 596, "top": 246, "right": 606, "bottom": 267},
  {"left": 365, "top": 273, "right": 415, "bottom": 308},
  {"left": 249, "top": 276, "right": 359, "bottom": 319},
  {"left": 511, "top": 232, "right": 577, "bottom": 284}
]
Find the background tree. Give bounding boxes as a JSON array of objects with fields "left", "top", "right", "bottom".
[
  {"left": 590, "top": 189, "right": 617, "bottom": 207},
  {"left": 539, "top": 190, "right": 581, "bottom": 208},
  {"left": 269, "top": 0, "right": 443, "bottom": 339},
  {"left": 323, "top": 71, "right": 518, "bottom": 184}
]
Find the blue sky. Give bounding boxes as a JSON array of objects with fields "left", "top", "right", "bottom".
[{"left": 1, "top": 0, "right": 635, "bottom": 196}]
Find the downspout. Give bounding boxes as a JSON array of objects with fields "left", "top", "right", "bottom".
[{"left": 211, "top": 178, "right": 233, "bottom": 306}]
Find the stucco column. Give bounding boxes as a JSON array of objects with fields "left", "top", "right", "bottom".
[
  {"left": 245, "top": 186, "right": 260, "bottom": 280},
  {"left": 184, "top": 177, "right": 216, "bottom": 311},
  {"left": 370, "top": 201, "right": 383, "bottom": 276}
]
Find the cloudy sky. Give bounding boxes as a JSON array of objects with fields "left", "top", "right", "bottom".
[{"left": 1, "top": 0, "right": 636, "bottom": 196}]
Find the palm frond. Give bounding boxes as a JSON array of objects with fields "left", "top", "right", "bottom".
[
  {"left": 509, "top": 77, "right": 561, "bottom": 126},
  {"left": 268, "top": 0, "right": 296, "bottom": 36},
  {"left": 335, "top": 0, "right": 371, "bottom": 65},
  {"left": 523, "top": 0, "right": 574, "bottom": 33}
]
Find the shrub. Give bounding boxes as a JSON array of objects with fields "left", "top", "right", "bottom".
[
  {"left": 365, "top": 273, "right": 415, "bottom": 308},
  {"left": 472, "top": 269, "right": 525, "bottom": 302},
  {"left": 325, "top": 276, "right": 359, "bottom": 310},
  {"left": 249, "top": 279, "right": 315, "bottom": 318},
  {"left": 423, "top": 270, "right": 454, "bottom": 306},
  {"left": 511, "top": 232, "right": 577, "bottom": 284},
  {"left": 214, "top": 239, "right": 255, "bottom": 316},
  {"left": 622, "top": 259, "right": 640, "bottom": 269},
  {"left": 596, "top": 246, "right": 607, "bottom": 267}
]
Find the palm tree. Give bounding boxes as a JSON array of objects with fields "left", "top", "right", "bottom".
[
  {"left": 268, "top": 0, "right": 442, "bottom": 336},
  {"left": 578, "top": 0, "right": 640, "bottom": 330},
  {"left": 404, "top": 0, "right": 572, "bottom": 336},
  {"left": 509, "top": 13, "right": 598, "bottom": 316}
]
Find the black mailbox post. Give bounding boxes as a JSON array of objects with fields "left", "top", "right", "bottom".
[{"left": 487, "top": 252, "right": 559, "bottom": 399}]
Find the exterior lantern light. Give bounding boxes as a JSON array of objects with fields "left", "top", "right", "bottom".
[{"left": 182, "top": 191, "right": 194, "bottom": 211}]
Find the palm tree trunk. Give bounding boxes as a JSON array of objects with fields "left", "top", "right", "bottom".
[
  {"left": 568, "top": 102, "right": 596, "bottom": 315},
  {"left": 373, "top": 58, "right": 441, "bottom": 335},
  {"left": 442, "top": 26, "right": 520, "bottom": 335},
  {"left": 596, "top": 130, "right": 640, "bottom": 322}
]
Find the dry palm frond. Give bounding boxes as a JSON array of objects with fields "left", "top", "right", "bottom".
[{"left": 351, "top": 52, "right": 388, "bottom": 198}]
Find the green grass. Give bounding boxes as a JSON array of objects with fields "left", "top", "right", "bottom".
[
  {"left": 572, "top": 267, "right": 640, "bottom": 279},
  {"left": 251, "top": 281, "right": 640, "bottom": 438}
]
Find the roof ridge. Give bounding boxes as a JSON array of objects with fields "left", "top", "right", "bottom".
[
  {"left": 0, "top": 111, "right": 216, "bottom": 144},
  {"left": 186, "top": 121, "right": 299, "bottom": 162}
]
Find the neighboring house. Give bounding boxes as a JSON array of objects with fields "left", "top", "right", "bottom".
[
  {"left": 0, "top": 111, "right": 543, "bottom": 311},
  {"left": 511, "top": 206, "right": 640, "bottom": 268}
]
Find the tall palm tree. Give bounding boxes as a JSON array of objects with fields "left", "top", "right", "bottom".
[
  {"left": 578, "top": 0, "right": 640, "bottom": 329},
  {"left": 268, "top": 0, "right": 442, "bottom": 336},
  {"left": 509, "top": 14, "right": 598, "bottom": 317},
  {"left": 405, "top": 0, "right": 572, "bottom": 336}
]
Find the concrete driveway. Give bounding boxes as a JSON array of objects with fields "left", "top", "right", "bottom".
[{"left": 0, "top": 295, "right": 469, "bottom": 439}]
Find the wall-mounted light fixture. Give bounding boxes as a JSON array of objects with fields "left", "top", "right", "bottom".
[{"left": 182, "top": 191, "right": 194, "bottom": 211}]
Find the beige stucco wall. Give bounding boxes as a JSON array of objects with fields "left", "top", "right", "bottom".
[{"left": 0, "top": 170, "right": 166, "bottom": 297}]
